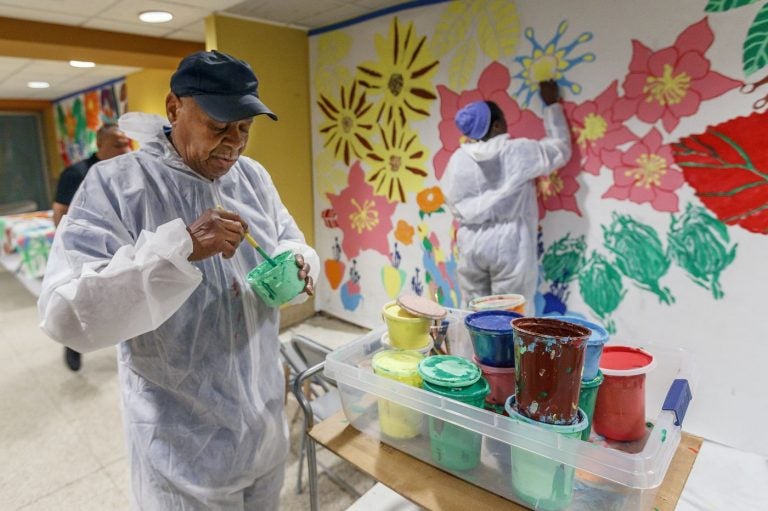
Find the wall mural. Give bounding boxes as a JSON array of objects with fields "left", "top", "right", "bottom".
[
  {"left": 311, "top": 0, "right": 765, "bottom": 330},
  {"left": 53, "top": 79, "right": 128, "bottom": 168}
]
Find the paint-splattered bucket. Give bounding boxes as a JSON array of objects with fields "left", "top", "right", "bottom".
[
  {"left": 505, "top": 396, "right": 588, "bottom": 511},
  {"left": 577, "top": 370, "right": 604, "bottom": 441},
  {"left": 593, "top": 346, "right": 656, "bottom": 442},
  {"left": 372, "top": 350, "right": 425, "bottom": 439},
  {"left": 547, "top": 316, "right": 609, "bottom": 381},
  {"left": 246, "top": 251, "right": 305, "bottom": 307},
  {"left": 418, "top": 356, "right": 489, "bottom": 471},
  {"left": 465, "top": 310, "right": 523, "bottom": 367},
  {"left": 511, "top": 317, "right": 590, "bottom": 425},
  {"left": 468, "top": 294, "right": 527, "bottom": 314}
]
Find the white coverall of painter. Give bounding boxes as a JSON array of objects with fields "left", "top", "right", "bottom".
[
  {"left": 38, "top": 115, "right": 320, "bottom": 510},
  {"left": 443, "top": 103, "right": 571, "bottom": 309}
]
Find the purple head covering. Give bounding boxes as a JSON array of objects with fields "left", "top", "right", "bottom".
[{"left": 455, "top": 101, "right": 491, "bottom": 139}]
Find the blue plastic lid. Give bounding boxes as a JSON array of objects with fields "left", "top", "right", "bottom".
[
  {"left": 465, "top": 310, "right": 523, "bottom": 333},
  {"left": 547, "top": 315, "right": 608, "bottom": 345}
]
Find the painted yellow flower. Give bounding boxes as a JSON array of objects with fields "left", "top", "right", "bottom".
[
  {"left": 365, "top": 123, "right": 429, "bottom": 203},
  {"left": 349, "top": 198, "right": 379, "bottom": 234},
  {"left": 317, "top": 80, "right": 376, "bottom": 166},
  {"left": 357, "top": 17, "right": 439, "bottom": 126}
]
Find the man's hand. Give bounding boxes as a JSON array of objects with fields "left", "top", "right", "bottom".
[
  {"left": 539, "top": 79, "right": 560, "bottom": 106},
  {"left": 187, "top": 208, "right": 247, "bottom": 261},
  {"left": 295, "top": 254, "right": 314, "bottom": 296}
]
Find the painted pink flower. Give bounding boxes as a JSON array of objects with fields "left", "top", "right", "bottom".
[
  {"left": 434, "top": 61, "right": 542, "bottom": 180},
  {"left": 614, "top": 18, "right": 741, "bottom": 133},
  {"left": 564, "top": 81, "right": 637, "bottom": 175},
  {"left": 327, "top": 162, "right": 397, "bottom": 259},
  {"left": 602, "top": 127, "right": 685, "bottom": 212}
]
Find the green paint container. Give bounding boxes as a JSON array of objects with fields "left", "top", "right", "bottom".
[
  {"left": 246, "top": 251, "right": 305, "bottom": 307},
  {"left": 419, "top": 356, "right": 489, "bottom": 471},
  {"left": 505, "top": 396, "right": 588, "bottom": 511},
  {"left": 578, "top": 370, "right": 604, "bottom": 441}
]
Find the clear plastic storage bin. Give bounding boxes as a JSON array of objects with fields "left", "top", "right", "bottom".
[{"left": 324, "top": 309, "right": 694, "bottom": 510}]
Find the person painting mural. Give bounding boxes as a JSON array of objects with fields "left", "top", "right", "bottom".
[
  {"left": 442, "top": 80, "right": 571, "bottom": 311},
  {"left": 52, "top": 123, "right": 132, "bottom": 371},
  {"left": 38, "top": 50, "right": 319, "bottom": 509}
]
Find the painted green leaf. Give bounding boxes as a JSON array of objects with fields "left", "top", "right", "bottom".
[
  {"left": 430, "top": 1, "right": 471, "bottom": 58},
  {"left": 705, "top": 0, "right": 759, "bottom": 12},
  {"left": 542, "top": 233, "right": 586, "bottom": 284},
  {"left": 448, "top": 38, "right": 477, "bottom": 91},
  {"left": 578, "top": 251, "right": 625, "bottom": 334},
  {"left": 668, "top": 203, "right": 737, "bottom": 299},
  {"left": 476, "top": 0, "right": 520, "bottom": 60},
  {"left": 744, "top": 2, "right": 768, "bottom": 76}
]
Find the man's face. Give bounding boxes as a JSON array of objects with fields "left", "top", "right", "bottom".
[
  {"left": 98, "top": 129, "right": 132, "bottom": 160},
  {"left": 166, "top": 94, "right": 253, "bottom": 180}
]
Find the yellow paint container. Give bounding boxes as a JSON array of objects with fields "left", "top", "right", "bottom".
[
  {"left": 372, "top": 350, "right": 424, "bottom": 439},
  {"left": 381, "top": 301, "right": 431, "bottom": 350}
]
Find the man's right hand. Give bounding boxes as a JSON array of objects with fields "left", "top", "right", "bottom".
[
  {"left": 539, "top": 80, "right": 560, "bottom": 106},
  {"left": 187, "top": 208, "right": 247, "bottom": 261}
]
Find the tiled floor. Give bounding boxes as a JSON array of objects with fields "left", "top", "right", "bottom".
[{"left": 1, "top": 266, "right": 765, "bottom": 510}]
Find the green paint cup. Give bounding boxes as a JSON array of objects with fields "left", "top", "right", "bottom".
[
  {"left": 578, "top": 370, "right": 604, "bottom": 441},
  {"left": 419, "top": 356, "right": 489, "bottom": 471},
  {"left": 505, "top": 396, "right": 588, "bottom": 511},
  {"left": 246, "top": 251, "right": 305, "bottom": 307}
]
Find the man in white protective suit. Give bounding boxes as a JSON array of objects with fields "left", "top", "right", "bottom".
[
  {"left": 442, "top": 80, "right": 571, "bottom": 312},
  {"left": 38, "top": 50, "right": 319, "bottom": 510}
]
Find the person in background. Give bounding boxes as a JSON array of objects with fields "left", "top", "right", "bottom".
[
  {"left": 38, "top": 50, "right": 319, "bottom": 509},
  {"left": 52, "top": 122, "right": 131, "bottom": 371},
  {"left": 442, "top": 80, "right": 571, "bottom": 312}
]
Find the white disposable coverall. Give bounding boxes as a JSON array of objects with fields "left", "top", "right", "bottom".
[
  {"left": 38, "top": 114, "right": 320, "bottom": 510},
  {"left": 442, "top": 104, "right": 571, "bottom": 310}
]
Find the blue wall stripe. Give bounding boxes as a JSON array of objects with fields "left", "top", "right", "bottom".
[{"left": 308, "top": 0, "right": 450, "bottom": 36}]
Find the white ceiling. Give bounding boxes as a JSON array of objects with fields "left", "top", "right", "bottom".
[{"left": 0, "top": 0, "right": 407, "bottom": 100}]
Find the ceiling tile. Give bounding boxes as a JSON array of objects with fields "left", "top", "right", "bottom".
[
  {"left": 297, "top": 3, "right": 368, "bottom": 28},
  {"left": 0, "top": 5, "right": 88, "bottom": 25},
  {"left": 224, "top": 0, "right": 342, "bottom": 26},
  {"left": 92, "top": 0, "right": 211, "bottom": 29},
  {"left": 82, "top": 18, "right": 174, "bottom": 38}
]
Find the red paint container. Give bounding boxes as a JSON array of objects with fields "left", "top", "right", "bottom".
[
  {"left": 593, "top": 346, "right": 656, "bottom": 442},
  {"left": 473, "top": 355, "right": 515, "bottom": 406},
  {"left": 512, "top": 317, "right": 591, "bottom": 425}
]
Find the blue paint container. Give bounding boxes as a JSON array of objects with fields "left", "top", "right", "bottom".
[
  {"left": 465, "top": 310, "right": 523, "bottom": 368},
  {"left": 547, "top": 316, "right": 608, "bottom": 381}
]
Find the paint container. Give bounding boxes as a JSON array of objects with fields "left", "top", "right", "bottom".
[
  {"left": 372, "top": 350, "right": 425, "bottom": 439},
  {"left": 381, "top": 332, "right": 434, "bottom": 358},
  {"left": 465, "top": 310, "right": 523, "bottom": 367},
  {"left": 418, "top": 356, "right": 489, "bottom": 471},
  {"left": 511, "top": 317, "right": 591, "bottom": 425},
  {"left": 577, "top": 370, "right": 604, "bottom": 441},
  {"left": 246, "top": 251, "right": 305, "bottom": 307},
  {"left": 505, "top": 396, "right": 588, "bottom": 511},
  {"left": 468, "top": 294, "right": 527, "bottom": 314},
  {"left": 547, "top": 316, "right": 609, "bottom": 381},
  {"left": 593, "top": 346, "right": 656, "bottom": 442},
  {"left": 473, "top": 355, "right": 515, "bottom": 406},
  {"left": 381, "top": 301, "right": 431, "bottom": 350}
]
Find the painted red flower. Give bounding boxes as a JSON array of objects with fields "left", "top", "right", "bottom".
[
  {"left": 434, "top": 61, "right": 541, "bottom": 180},
  {"left": 603, "top": 128, "right": 685, "bottom": 212},
  {"left": 564, "top": 81, "right": 636, "bottom": 175},
  {"left": 614, "top": 18, "right": 741, "bottom": 133},
  {"left": 327, "top": 162, "right": 397, "bottom": 259}
]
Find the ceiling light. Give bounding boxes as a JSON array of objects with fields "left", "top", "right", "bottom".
[
  {"left": 69, "top": 60, "right": 96, "bottom": 68},
  {"left": 138, "top": 11, "right": 173, "bottom": 23},
  {"left": 27, "top": 81, "right": 50, "bottom": 89}
]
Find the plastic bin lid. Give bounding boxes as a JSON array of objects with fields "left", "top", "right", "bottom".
[
  {"left": 396, "top": 294, "right": 447, "bottom": 320},
  {"left": 372, "top": 350, "right": 424, "bottom": 378},
  {"left": 418, "top": 355, "right": 481, "bottom": 387}
]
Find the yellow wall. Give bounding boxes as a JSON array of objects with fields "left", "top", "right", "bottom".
[
  {"left": 205, "top": 15, "right": 314, "bottom": 246},
  {"left": 125, "top": 69, "right": 175, "bottom": 117}
]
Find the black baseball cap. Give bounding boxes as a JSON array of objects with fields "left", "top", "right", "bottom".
[{"left": 170, "top": 50, "right": 277, "bottom": 123}]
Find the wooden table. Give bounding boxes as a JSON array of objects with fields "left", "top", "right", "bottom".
[{"left": 310, "top": 412, "right": 702, "bottom": 511}]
